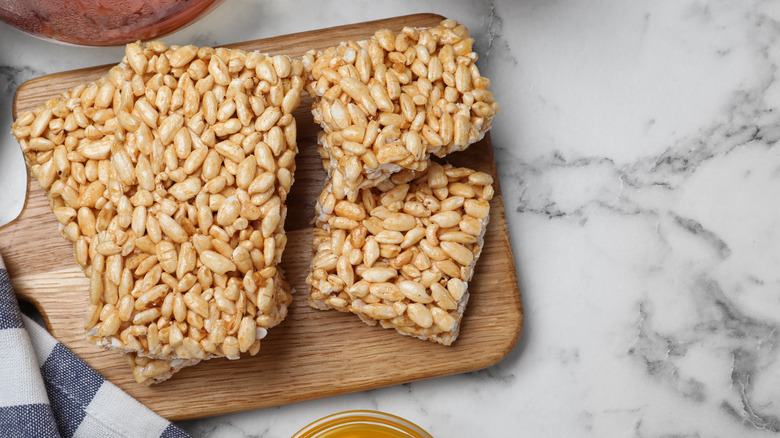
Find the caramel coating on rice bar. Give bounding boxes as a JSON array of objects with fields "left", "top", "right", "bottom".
[
  {"left": 303, "top": 19, "right": 500, "bottom": 194},
  {"left": 11, "top": 41, "right": 302, "bottom": 370},
  {"left": 306, "top": 162, "right": 493, "bottom": 345}
]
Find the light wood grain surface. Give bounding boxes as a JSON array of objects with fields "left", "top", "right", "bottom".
[{"left": 0, "top": 14, "right": 523, "bottom": 421}]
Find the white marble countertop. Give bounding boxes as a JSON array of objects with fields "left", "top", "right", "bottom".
[{"left": 3, "top": 0, "right": 780, "bottom": 436}]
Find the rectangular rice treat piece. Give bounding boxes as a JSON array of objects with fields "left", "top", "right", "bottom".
[
  {"left": 124, "top": 271, "right": 292, "bottom": 385},
  {"left": 303, "top": 19, "right": 500, "bottom": 194},
  {"left": 305, "top": 162, "right": 494, "bottom": 345},
  {"left": 11, "top": 41, "right": 302, "bottom": 379}
]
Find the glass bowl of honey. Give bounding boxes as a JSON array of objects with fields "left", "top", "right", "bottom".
[{"left": 292, "top": 410, "right": 433, "bottom": 438}]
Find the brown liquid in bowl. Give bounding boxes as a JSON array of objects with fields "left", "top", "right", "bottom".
[{"left": 0, "top": 0, "right": 223, "bottom": 46}]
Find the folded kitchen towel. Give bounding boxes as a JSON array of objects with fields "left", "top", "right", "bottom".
[{"left": 0, "top": 255, "right": 191, "bottom": 438}]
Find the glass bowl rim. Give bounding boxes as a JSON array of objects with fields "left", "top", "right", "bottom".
[{"left": 291, "top": 409, "right": 433, "bottom": 438}]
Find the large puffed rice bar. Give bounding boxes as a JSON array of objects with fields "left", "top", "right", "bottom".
[
  {"left": 303, "top": 19, "right": 499, "bottom": 194},
  {"left": 11, "top": 41, "right": 303, "bottom": 382},
  {"left": 306, "top": 162, "right": 493, "bottom": 345}
]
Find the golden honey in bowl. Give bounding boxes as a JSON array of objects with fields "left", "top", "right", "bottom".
[
  {"left": 318, "top": 424, "right": 412, "bottom": 438},
  {"left": 292, "top": 411, "right": 432, "bottom": 438}
]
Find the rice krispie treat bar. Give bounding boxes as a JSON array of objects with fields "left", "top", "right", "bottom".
[
  {"left": 303, "top": 19, "right": 500, "bottom": 194},
  {"left": 306, "top": 162, "right": 493, "bottom": 345},
  {"left": 11, "top": 41, "right": 303, "bottom": 382}
]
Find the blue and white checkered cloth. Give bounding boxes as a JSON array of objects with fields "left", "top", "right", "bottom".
[{"left": 0, "top": 255, "right": 191, "bottom": 438}]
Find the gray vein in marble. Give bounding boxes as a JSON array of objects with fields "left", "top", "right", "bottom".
[
  {"left": 483, "top": 1, "right": 516, "bottom": 70},
  {"left": 0, "top": 65, "right": 42, "bottom": 94},
  {"left": 0, "top": 65, "right": 46, "bottom": 134},
  {"left": 484, "top": 3, "right": 499, "bottom": 59},
  {"left": 628, "top": 275, "right": 780, "bottom": 433},
  {"left": 513, "top": 154, "right": 659, "bottom": 221},
  {"left": 727, "top": 349, "right": 780, "bottom": 433},
  {"left": 507, "top": 8, "right": 780, "bottom": 217},
  {"left": 634, "top": 418, "right": 702, "bottom": 438},
  {"left": 701, "top": 278, "right": 780, "bottom": 432},
  {"left": 671, "top": 215, "right": 731, "bottom": 259},
  {"left": 702, "top": 276, "right": 775, "bottom": 340},
  {"left": 629, "top": 302, "right": 706, "bottom": 403}
]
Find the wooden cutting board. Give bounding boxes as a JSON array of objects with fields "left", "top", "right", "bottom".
[{"left": 0, "top": 13, "right": 523, "bottom": 421}]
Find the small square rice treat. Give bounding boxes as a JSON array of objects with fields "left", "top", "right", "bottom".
[
  {"left": 11, "top": 41, "right": 303, "bottom": 381},
  {"left": 306, "top": 162, "right": 494, "bottom": 345},
  {"left": 303, "top": 19, "right": 500, "bottom": 194}
]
